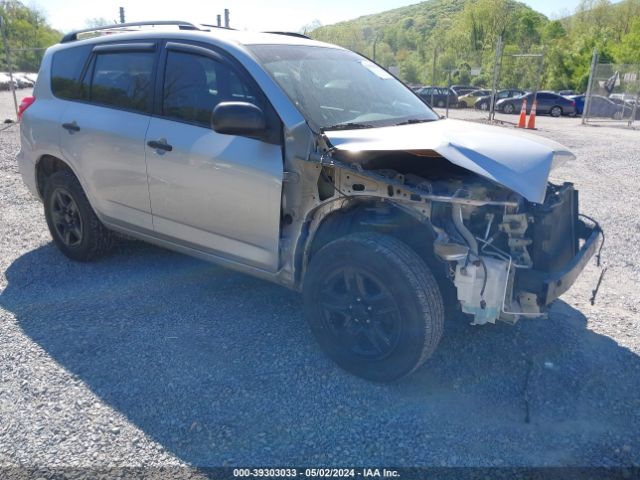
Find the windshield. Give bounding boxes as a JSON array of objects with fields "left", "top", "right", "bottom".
[{"left": 249, "top": 44, "right": 439, "bottom": 130}]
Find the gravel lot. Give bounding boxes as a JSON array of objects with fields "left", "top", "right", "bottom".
[{"left": 1, "top": 90, "right": 639, "bottom": 473}]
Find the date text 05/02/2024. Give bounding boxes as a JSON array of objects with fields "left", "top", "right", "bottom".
[{"left": 232, "top": 468, "right": 400, "bottom": 478}]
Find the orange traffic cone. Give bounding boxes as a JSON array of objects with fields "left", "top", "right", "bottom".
[
  {"left": 517, "top": 99, "right": 528, "bottom": 128},
  {"left": 527, "top": 100, "right": 538, "bottom": 129}
]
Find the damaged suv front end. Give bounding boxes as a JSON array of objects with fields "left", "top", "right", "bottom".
[
  {"left": 250, "top": 41, "right": 602, "bottom": 380},
  {"left": 320, "top": 121, "right": 603, "bottom": 325}
]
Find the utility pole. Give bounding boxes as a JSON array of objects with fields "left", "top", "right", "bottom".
[
  {"left": 431, "top": 47, "right": 438, "bottom": 85},
  {"left": 372, "top": 33, "right": 381, "bottom": 62},
  {"left": 217, "top": 14, "right": 222, "bottom": 27},
  {"left": 431, "top": 47, "right": 438, "bottom": 107},
  {"left": 224, "top": 9, "right": 230, "bottom": 28},
  {"left": 489, "top": 36, "right": 503, "bottom": 122},
  {"left": 582, "top": 49, "right": 598, "bottom": 125},
  {"left": 119, "top": 7, "right": 125, "bottom": 24},
  {"left": 0, "top": 17, "right": 18, "bottom": 120}
]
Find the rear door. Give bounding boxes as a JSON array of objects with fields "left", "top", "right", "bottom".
[
  {"left": 144, "top": 41, "right": 283, "bottom": 271},
  {"left": 59, "top": 42, "right": 157, "bottom": 231},
  {"left": 536, "top": 93, "right": 557, "bottom": 113}
]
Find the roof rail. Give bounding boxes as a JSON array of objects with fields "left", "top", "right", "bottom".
[
  {"left": 263, "top": 31, "right": 311, "bottom": 40},
  {"left": 60, "top": 20, "right": 205, "bottom": 43}
]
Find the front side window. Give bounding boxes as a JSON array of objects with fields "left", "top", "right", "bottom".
[
  {"left": 249, "top": 45, "right": 438, "bottom": 130},
  {"left": 162, "top": 50, "right": 261, "bottom": 127},
  {"left": 51, "top": 45, "right": 92, "bottom": 100},
  {"left": 89, "top": 52, "right": 155, "bottom": 113}
]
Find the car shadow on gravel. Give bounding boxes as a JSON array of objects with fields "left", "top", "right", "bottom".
[{"left": 2, "top": 241, "right": 640, "bottom": 467}]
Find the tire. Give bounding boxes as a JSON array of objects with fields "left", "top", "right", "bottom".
[
  {"left": 303, "top": 232, "right": 444, "bottom": 382},
  {"left": 436, "top": 100, "right": 445, "bottom": 108},
  {"left": 550, "top": 106, "right": 562, "bottom": 117},
  {"left": 503, "top": 103, "right": 515, "bottom": 114},
  {"left": 478, "top": 102, "right": 488, "bottom": 111},
  {"left": 44, "top": 170, "right": 113, "bottom": 262},
  {"left": 458, "top": 101, "right": 467, "bottom": 109}
]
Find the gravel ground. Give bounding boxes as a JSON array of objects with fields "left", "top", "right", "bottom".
[{"left": 1, "top": 91, "right": 639, "bottom": 473}]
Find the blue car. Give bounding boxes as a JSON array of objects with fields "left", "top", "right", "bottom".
[{"left": 567, "top": 95, "right": 585, "bottom": 115}]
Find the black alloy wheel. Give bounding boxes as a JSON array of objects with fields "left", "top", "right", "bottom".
[{"left": 49, "top": 187, "right": 83, "bottom": 247}]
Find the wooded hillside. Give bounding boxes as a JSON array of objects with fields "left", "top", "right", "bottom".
[{"left": 310, "top": 0, "right": 640, "bottom": 91}]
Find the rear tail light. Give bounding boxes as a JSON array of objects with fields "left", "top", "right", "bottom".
[{"left": 18, "top": 96, "right": 35, "bottom": 121}]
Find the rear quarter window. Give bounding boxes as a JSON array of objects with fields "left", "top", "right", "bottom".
[{"left": 51, "top": 45, "right": 92, "bottom": 100}]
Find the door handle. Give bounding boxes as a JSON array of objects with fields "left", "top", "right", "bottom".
[
  {"left": 147, "top": 139, "right": 173, "bottom": 152},
  {"left": 62, "top": 122, "right": 80, "bottom": 132}
]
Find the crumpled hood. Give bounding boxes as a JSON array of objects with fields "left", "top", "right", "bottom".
[{"left": 323, "top": 119, "right": 575, "bottom": 204}]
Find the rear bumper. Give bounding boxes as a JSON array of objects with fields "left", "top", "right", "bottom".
[{"left": 515, "top": 222, "right": 602, "bottom": 306}]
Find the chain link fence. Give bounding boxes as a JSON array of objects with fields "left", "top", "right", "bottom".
[
  {"left": 1, "top": 46, "right": 42, "bottom": 120},
  {"left": 584, "top": 59, "right": 639, "bottom": 127}
]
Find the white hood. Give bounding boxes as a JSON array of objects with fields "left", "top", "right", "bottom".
[{"left": 323, "top": 119, "right": 575, "bottom": 204}]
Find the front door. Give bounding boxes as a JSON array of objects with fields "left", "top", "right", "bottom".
[{"left": 145, "top": 42, "right": 283, "bottom": 271}]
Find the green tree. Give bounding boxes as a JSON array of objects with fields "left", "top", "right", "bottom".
[{"left": 0, "top": 0, "right": 61, "bottom": 71}]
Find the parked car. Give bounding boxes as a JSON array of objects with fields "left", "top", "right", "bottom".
[
  {"left": 451, "top": 84, "right": 480, "bottom": 97},
  {"left": 14, "top": 73, "right": 35, "bottom": 88},
  {"left": 0, "top": 72, "right": 18, "bottom": 91},
  {"left": 18, "top": 21, "right": 602, "bottom": 382},
  {"left": 457, "top": 89, "right": 491, "bottom": 108},
  {"left": 558, "top": 89, "right": 578, "bottom": 96},
  {"left": 474, "top": 89, "right": 526, "bottom": 111},
  {"left": 567, "top": 94, "right": 585, "bottom": 115},
  {"left": 496, "top": 92, "right": 576, "bottom": 117},
  {"left": 569, "top": 94, "right": 623, "bottom": 118},
  {"left": 416, "top": 86, "right": 458, "bottom": 108}
]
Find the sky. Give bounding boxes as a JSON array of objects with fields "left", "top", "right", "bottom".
[{"left": 33, "top": 0, "right": 598, "bottom": 34}]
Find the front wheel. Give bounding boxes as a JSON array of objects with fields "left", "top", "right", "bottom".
[
  {"left": 503, "top": 103, "right": 515, "bottom": 114},
  {"left": 458, "top": 101, "right": 467, "bottom": 109},
  {"left": 44, "top": 170, "right": 113, "bottom": 262},
  {"left": 303, "top": 233, "right": 444, "bottom": 382},
  {"left": 550, "top": 106, "right": 562, "bottom": 117}
]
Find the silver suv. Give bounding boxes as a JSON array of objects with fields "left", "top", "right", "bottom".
[{"left": 18, "top": 21, "right": 602, "bottom": 381}]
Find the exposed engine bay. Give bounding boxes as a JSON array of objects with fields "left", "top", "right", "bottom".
[{"left": 304, "top": 147, "right": 603, "bottom": 325}]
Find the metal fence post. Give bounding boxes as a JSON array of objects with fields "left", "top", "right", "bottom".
[
  {"left": 489, "top": 36, "right": 503, "bottom": 122},
  {"left": 582, "top": 49, "right": 599, "bottom": 125},
  {"left": 630, "top": 68, "right": 640, "bottom": 128},
  {"left": 446, "top": 70, "right": 451, "bottom": 118},
  {"left": 531, "top": 49, "right": 545, "bottom": 114},
  {"left": 0, "top": 17, "right": 19, "bottom": 120}
]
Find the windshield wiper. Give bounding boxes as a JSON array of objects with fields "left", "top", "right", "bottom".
[
  {"left": 322, "top": 122, "right": 376, "bottom": 132},
  {"left": 394, "top": 118, "right": 436, "bottom": 126}
]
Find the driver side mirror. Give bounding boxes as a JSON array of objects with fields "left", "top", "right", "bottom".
[{"left": 211, "top": 101, "right": 267, "bottom": 138}]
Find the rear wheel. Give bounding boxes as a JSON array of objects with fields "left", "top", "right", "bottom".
[
  {"left": 44, "top": 170, "right": 113, "bottom": 261},
  {"left": 550, "top": 106, "right": 562, "bottom": 117},
  {"left": 303, "top": 233, "right": 444, "bottom": 382},
  {"left": 478, "top": 102, "right": 489, "bottom": 111},
  {"left": 503, "top": 103, "right": 515, "bottom": 114},
  {"left": 436, "top": 99, "right": 445, "bottom": 108},
  {"left": 458, "top": 101, "right": 467, "bottom": 109}
]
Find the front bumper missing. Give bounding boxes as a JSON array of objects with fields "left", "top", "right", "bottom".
[{"left": 516, "top": 222, "right": 603, "bottom": 306}]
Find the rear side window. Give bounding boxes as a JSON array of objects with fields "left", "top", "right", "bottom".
[
  {"left": 89, "top": 52, "right": 155, "bottom": 113},
  {"left": 51, "top": 45, "right": 92, "bottom": 100},
  {"left": 162, "top": 50, "right": 261, "bottom": 127}
]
